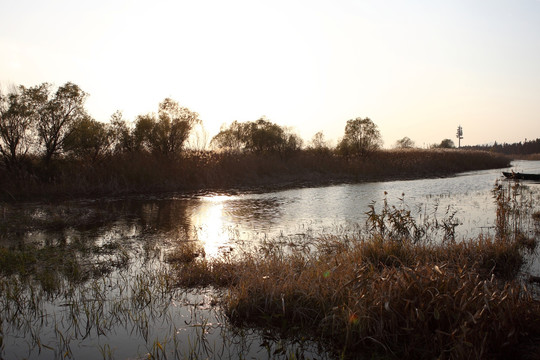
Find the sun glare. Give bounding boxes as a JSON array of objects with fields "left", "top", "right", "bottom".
[{"left": 190, "top": 196, "right": 235, "bottom": 258}]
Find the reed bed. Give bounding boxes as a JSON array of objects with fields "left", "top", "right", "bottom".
[
  {"left": 171, "top": 182, "right": 540, "bottom": 359},
  {"left": 172, "top": 237, "right": 540, "bottom": 359},
  {"left": 0, "top": 149, "right": 509, "bottom": 201}
]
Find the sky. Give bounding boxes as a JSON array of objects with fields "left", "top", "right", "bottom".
[{"left": 1, "top": 0, "right": 539, "bottom": 148}]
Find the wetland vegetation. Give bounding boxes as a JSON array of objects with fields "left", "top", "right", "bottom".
[
  {"left": 171, "top": 181, "right": 540, "bottom": 359},
  {"left": 2, "top": 81, "right": 540, "bottom": 359},
  {"left": 1, "top": 175, "right": 540, "bottom": 359}
]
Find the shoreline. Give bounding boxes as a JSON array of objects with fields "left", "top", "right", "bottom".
[{"left": 0, "top": 149, "right": 511, "bottom": 203}]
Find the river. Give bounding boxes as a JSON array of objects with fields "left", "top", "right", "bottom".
[{"left": 1, "top": 160, "right": 539, "bottom": 359}]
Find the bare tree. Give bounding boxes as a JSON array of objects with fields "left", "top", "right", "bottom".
[{"left": 187, "top": 122, "right": 210, "bottom": 152}]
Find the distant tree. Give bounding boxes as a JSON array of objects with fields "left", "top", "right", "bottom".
[
  {"left": 109, "top": 110, "right": 136, "bottom": 154},
  {"left": 337, "top": 117, "right": 382, "bottom": 157},
  {"left": 134, "top": 98, "right": 200, "bottom": 157},
  {"left": 211, "top": 118, "right": 301, "bottom": 154},
  {"left": 310, "top": 131, "right": 328, "bottom": 150},
  {"left": 246, "top": 118, "right": 286, "bottom": 152},
  {"left": 29, "top": 82, "right": 89, "bottom": 164},
  {"left": 0, "top": 86, "right": 36, "bottom": 167},
  {"left": 187, "top": 123, "right": 210, "bottom": 152},
  {"left": 394, "top": 136, "right": 415, "bottom": 149},
  {"left": 437, "top": 139, "right": 455, "bottom": 149},
  {"left": 281, "top": 127, "right": 303, "bottom": 153},
  {"left": 63, "top": 116, "right": 111, "bottom": 162},
  {"left": 133, "top": 114, "right": 155, "bottom": 152},
  {"left": 210, "top": 120, "right": 251, "bottom": 152}
]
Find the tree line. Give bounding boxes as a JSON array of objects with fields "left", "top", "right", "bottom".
[
  {"left": 463, "top": 139, "right": 540, "bottom": 156},
  {"left": 4, "top": 81, "right": 509, "bottom": 173},
  {"left": 0, "top": 82, "right": 202, "bottom": 169},
  {"left": 1, "top": 82, "right": 394, "bottom": 171}
]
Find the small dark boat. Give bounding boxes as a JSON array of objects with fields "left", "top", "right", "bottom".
[{"left": 502, "top": 171, "right": 540, "bottom": 181}]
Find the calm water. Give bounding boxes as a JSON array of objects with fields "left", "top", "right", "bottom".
[{"left": 1, "top": 160, "right": 539, "bottom": 359}]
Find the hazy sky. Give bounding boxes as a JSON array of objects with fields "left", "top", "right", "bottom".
[{"left": 1, "top": 0, "right": 539, "bottom": 147}]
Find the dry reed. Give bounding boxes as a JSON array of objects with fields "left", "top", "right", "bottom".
[{"left": 0, "top": 149, "right": 509, "bottom": 201}]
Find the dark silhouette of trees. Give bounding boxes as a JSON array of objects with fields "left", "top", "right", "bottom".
[
  {"left": 463, "top": 138, "right": 540, "bottom": 155},
  {"left": 337, "top": 117, "right": 382, "bottom": 157}
]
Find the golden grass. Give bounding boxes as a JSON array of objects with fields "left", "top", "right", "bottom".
[{"left": 171, "top": 233, "right": 540, "bottom": 359}]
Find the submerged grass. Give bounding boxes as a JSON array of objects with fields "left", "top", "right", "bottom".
[{"left": 171, "top": 182, "right": 540, "bottom": 359}]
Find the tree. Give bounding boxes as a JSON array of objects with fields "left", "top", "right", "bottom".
[
  {"left": 63, "top": 116, "right": 111, "bottom": 162},
  {"left": 210, "top": 121, "right": 249, "bottom": 152},
  {"left": 31, "top": 82, "right": 89, "bottom": 164},
  {"left": 245, "top": 118, "right": 285, "bottom": 152},
  {"left": 337, "top": 117, "right": 382, "bottom": 156},
  {"left": 109, "top": 110, "right": 136, "bottom": 154},
  {"left": 134, "top": 98, "right": 200, "bottom": 157},
  {"left": 282, "top": 127, "right": 303, "bottom": 153},
  {"left": 310, "top": 131, "right": 328, "bottom": 150},
  {"left": 187, "top": 123, "right": 210, "bottom": 152},
  {"left": 437, "top": 139, "right": 455, "bottom": 149},
  {"left": 394, "top": 136, "right": 415, "bottom": 149},
  {"left": 210, "top": 118, "right": 300, "bottom": 154},
  {"left": 0, "top": 86, "right": 36, "bottom": 167},
  {"left": 133, "top": 114, "right": 155, "bottom": 152}
]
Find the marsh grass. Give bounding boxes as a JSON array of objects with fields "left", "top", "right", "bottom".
[
  {"left": 172, "top": 183, "right": 540, "bottom": 359},
  {"left": 0, "top": 149, "right": 509, "bottom": 201}
]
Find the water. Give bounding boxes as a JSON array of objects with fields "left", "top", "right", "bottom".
[{"left": 1, "top": 160, "right": 539, "bottom": 359}]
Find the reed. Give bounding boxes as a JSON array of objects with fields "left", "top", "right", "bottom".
[
  {"left": 0, "top": 149, "right": 509, "bottom": 201},
  {"left": 171, "top": 185, "right": 540, "bottom": 359}
]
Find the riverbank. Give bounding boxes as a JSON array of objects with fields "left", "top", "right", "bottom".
[{"left": 0, "top": 149, "right": 509, "bottom": 202}]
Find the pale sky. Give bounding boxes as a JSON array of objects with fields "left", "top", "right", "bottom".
[{"left": 1, "top": 0, "right": 539, "bottom": 148}]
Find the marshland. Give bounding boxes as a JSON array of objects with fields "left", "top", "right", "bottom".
[
  {"left": 2, "top": 85, "right": 540, "bottom": 358},
  {"left": 1, "top": 159, "right": 540, "bottom": 359}
]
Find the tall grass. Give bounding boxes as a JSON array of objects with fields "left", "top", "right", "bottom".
[
  {"left": 0, "top": 149, "right": 509, "bottom": 201},
  {"left": 171, "top": 182, "right": 540, "bottom": 359}
]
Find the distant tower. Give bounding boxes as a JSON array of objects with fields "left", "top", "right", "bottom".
[{"left": 456, "top": 125, "right": 463, "bottom": 148}]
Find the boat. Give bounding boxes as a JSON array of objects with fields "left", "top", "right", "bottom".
[{"left": 502, "top": 171, "right": 540, "bottom": 181}]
